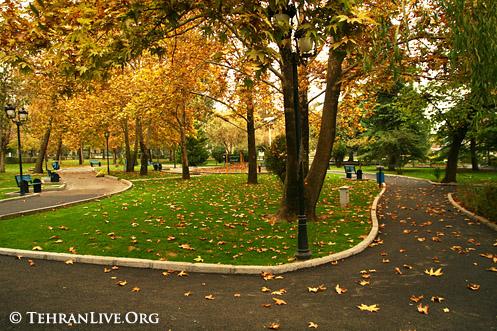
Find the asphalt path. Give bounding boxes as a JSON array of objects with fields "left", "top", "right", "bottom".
[{"left": 0, "top": 175, "right": 496, "bottom": 330}]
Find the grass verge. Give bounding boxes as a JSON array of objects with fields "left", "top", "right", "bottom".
[{"left": 0, "top": 174, "right": 379, "bottom": 266}]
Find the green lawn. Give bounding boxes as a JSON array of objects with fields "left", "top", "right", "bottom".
[{"left": 0, "top": 173, "right": 379, "bottom": 266}]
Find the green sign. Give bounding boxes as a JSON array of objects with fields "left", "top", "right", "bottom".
[{"left": 227, "top": 154, "right": 241, "bottom": 163}]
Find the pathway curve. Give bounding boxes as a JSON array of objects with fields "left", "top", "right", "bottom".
[
  {"left": 0, "top": 167, "right": 131, "bottom": 220},
  {"left": 0, "top": 175, "right": 495, "bottom": 330}
]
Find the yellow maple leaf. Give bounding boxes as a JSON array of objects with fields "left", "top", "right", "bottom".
[
  {"left": 273, "top": 298, "right": 286, "bottom": 305},
  {"left": 132, "top": 287, "right": 140, "bottom": 292},
  {"left": 309, "top": 321, "right": 319, "bottom": 328},
  {"left": 335, "top": 284, "right": 347, "bottom": 294},
  {"left": 417, "top": 303, "right": 429, "bottom": 314},
  {"left": 357, "top": 304, "right": 380, "bottom": 312},
  {"left": 424, "top": 268, "right": 443, "bottom": 276}
]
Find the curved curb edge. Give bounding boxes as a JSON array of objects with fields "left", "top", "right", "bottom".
[
  {"left": 0, "top": 183, "right": 387, "bottom": 275},
  {"left": 0, "top": 178, "right": 133, "bottom": 221},
  {"left": 447, "top": 192, "right": 497, "bottom": 232}
]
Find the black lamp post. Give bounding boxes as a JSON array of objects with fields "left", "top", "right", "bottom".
[
  {"left": 104, "top": 131, "right": 110, "bottom": 175},
  {"left": 4, "top": 105, "right": 29, "bottom": 196},
  {"left": 274, "top": 6, "right": 315, "bottom": 260}
]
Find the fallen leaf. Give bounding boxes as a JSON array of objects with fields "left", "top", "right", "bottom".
[
  {"left": 205, "top": 294, "right": 215, "bottom": 300},
  {"left": 132, "top": 287, "right": 140, "bottom": 292},
  {"left": 28, "top": 260, "right": 35, "bottom": 266},
  {"left": 467, "top": 284, "right": 480, "bottom": 291},
  {"left": 267, "top": 323, "right": 280, "bottom": 329},
  {"left": 234, "top": 293, "right": 241, "bottom": 297},
  {"left": 14, "top": 255, "right": 22, "bottom": 260},
  {"left": 309, "top": 322, "right": 319, "bottom": 328},
  {"left": 357, "top": 304, "right": 380, "bottom": 312},
  {"left": 184, "top": 291, "right": 192, "bottom": 296},
  {"left": 358, "top": 280, "right": 370, "bottom": 286},
  {"left": 262, "top": 304, "right": 271, "bottom": 308},
  {"left": 395, "top": 267, "right": 402, "bottom": 275},
  {"left": 273, "top": 298, "right": 286, "bottom": 305},
  {"left": 403, "top": 264, "right": 413, "bottom": 269},
  {"left": 271, "top": 289, "right": 286, "bottom": 295},
  {"left": 431, "top": 296, "right": 445, "bottom": 303},
  {"left": 104, "top": 268, "right": 111, "bottom": 273},
  {"left": 443, "top": 308, "right": 450, "bottom": 313},
  {"left": 417, "top": 303, "right": 429, "bottom": 315},
  {"left": 194, "top": 256, "right": 204, "bottom": 262},
  {"left": 262, "top": 287, "right": 271, "bottom": 292},
  {"left": 111, "top": 266, "right": 119, "bottom": 270},
  {"left": 335, "top": 284, "right": 347, "bottom": 294},
  {"left": 32, "top": 246, "right": 43, "bottom": 251},
  {"left": 64, "top": 259, "right": 74, "bottom": 265},
  {"left": 487, "top": 267, "right": 497, "bottom": 272},
  {"left": 116, "top": 280, "right": 127, "bottom": 286},
  {"left": 424, "top": 268, "right": 443, "bottom": 276},
  {"left": 177, "top": 271, "right": 189, "bottom": 277},
  {"left": 410, "top": 295, "right": 423, "bottom": 303}
]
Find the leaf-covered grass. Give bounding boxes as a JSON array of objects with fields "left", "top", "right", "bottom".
[{"left": 0, "top": 174, "right": 380, "bottom": 266}]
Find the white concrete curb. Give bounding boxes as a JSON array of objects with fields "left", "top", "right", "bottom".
[
  {"left": 0, "top": 183, "right": 387, "bottom": 275},
  {"left": 447, "top": 192, "right": 497, "bottom": 231}
]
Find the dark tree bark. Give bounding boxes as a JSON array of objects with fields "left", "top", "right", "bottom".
[
  {"left": 442, "top": 124, "right": 469, "bottom": 183},
  {"left": 178, "top": 105, "right": 190, "bottom": 180},
  {"left": 470, "top": 138, "right": 479, "bottom": 171},
  {"left": 246, "top": 95, "right": 258, "bottom": 184},
  {"left": 78, "top": 143, "right": 84, "bottom": 165},
  {"left": 304, "top": 51, "right": 345, "bottom": 221},
  {"left": 271, "top": 43, "right": 300, "bottom": 221},
  {"left": 34, "top": 122, "right": 52, "bottom": 173},
  {"left": 137, "top": 119, "right": 149, "bottom": 176},
  {"left": 299, "top": 81, "right": 310, "bottom": 177}
]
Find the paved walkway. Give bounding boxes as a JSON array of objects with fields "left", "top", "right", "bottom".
[
  {"left": 0, "top": 174, "right": 496, "bottom": 330},
  {"left": 0, "top": 167, "right": 131, "bottom": 220}
]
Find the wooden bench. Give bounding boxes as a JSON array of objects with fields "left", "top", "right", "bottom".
[
  {"left": 344, "top": 165, "right": 356, "bottom": 179},
  {"left": 15, "top": 175, "right": 42, "bottom": 192},
  {"left": 90, "top": 161, "right": 101, "bottom": 167},
  {"left": 153, "top": 162, "right": 162, "bottom": 170}
]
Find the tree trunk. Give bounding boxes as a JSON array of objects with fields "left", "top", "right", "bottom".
[
  {"left": 470, "top": 138, "right": 479, "bottom": 171},
  {"left": 34, "top": 124, "right": 52, "bottom": 173},
  {"left": 123, "top": 119, "right": 134, "bottom": 172},
  {"left": 246, "top": 94, "right": 258, "bottom": 185},
  {"left": 179, "top": 106, "right": 190, "bottom": 180},
  {"left": 78, "top": 143, "right": 84, "bottom": 165},
  {"left": 304, "top": 51, "right": 345, "bottom": 221},
  {"left": 271, "top": 42, "right": 300, "bottom": 221},
  {"left": 137, "top": 119, "right": 149, "bottom": 176},
  {"left": 442, "top": 124, "right": 469, "bottom": 183},
  {"left": 0, "top": 118, "right": 11, "bottom": 173},
  {"left": 55, "top": 138, "right": 63, "bottom": 162}
]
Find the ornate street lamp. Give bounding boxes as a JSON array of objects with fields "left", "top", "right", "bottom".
[
  {"left": 4, "top": 105, "right": 29, "bottom": 196},
  {"left": 273, "top": 5, "right": 315, "bottom": 260},
  {"left": 104, "top": 131, "right": 110, "bottom": 175}
]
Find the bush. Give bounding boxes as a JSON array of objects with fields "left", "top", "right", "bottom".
[
  {"left": 458, "top": 182, "right": 497, "bottom": 222},
  {"left": 264, "top": 135, "right": 287, "bottom": 182},
  {"left": 211, "top": 146, "right": 227, "bottom": 164}
]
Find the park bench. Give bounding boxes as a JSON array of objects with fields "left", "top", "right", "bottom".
[
  {"left": 153, "top": 162, "right": 162, "bottom": 170},
  {"left": 15, "top": 174, "right": 42, "bottom": 193},
  {"left": 344, "top": 165, "right": 356, "bottom": 179},
  {"left": 90, "top": 161, "right": 101, "bottom": 167}
]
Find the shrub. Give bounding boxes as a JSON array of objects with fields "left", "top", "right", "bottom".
[
  {"left": 211, "top": 146, "right": 226, "bottom": 164},
  {"left": 458, "top": 182, "right": 497, "bottom": 222},
  {"left": 264, "top": 135, "right": 287, "bottom": 182}
]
